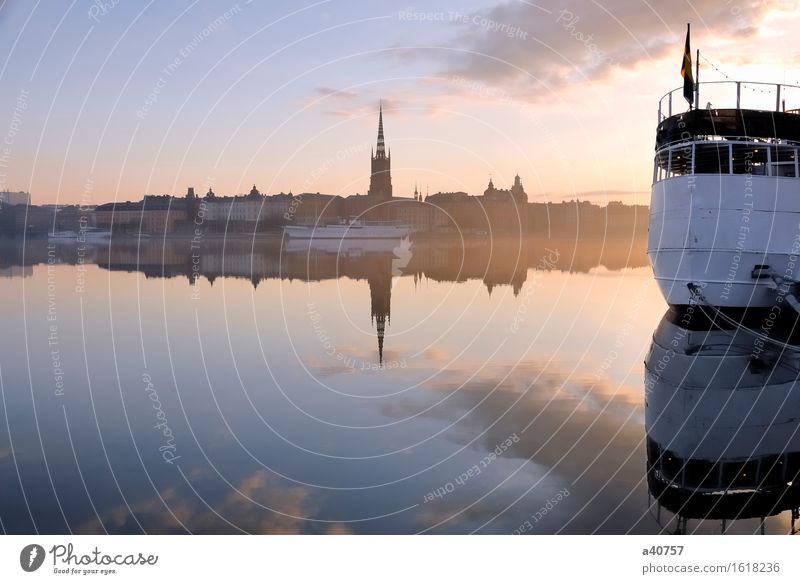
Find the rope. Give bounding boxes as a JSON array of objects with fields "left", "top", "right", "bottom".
[
  {"left": 687, "top": 283, "right": 800, "bottom": 352},
  {"left": 700, "top": 54, "right": 736, "bottom": 82},
  {"left": 699, "top": 54, "right": 777, "bottom": 95}
]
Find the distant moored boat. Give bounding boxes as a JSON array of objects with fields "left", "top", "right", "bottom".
[
  {"left": 48, "top": 227, "right": 111, "bottom": 243},
  {"left": 283, "top": 218, "right": 415, "bottom": 240}
]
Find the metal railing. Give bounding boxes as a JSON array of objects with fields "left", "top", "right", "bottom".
[
  {"left": 658, "top": 81, "right": 800, "bottom": 122},
  {"left": 653, "top": 139, "right": 800, "bottom": 183}
]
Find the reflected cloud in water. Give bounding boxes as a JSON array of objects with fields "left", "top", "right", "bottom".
[{"left": 77, "top": 469, "right": 351, "bottom": 535}]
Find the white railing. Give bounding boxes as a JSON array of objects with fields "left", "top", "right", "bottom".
[
  {"left": 653, "top": 139, "right": 800, "bottom": 183},
  {"left": 658, "top": 81, "right": 800, "bottom": 122}
]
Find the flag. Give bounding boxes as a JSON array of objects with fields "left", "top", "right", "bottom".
[{"left": 681, "top": 23, "right": 694, "bottom": 106}]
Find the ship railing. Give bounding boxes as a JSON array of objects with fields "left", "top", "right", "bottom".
[
  {"left": 658, "top": 80, "right": 800, "bottom": 122},
  {"left": 654, "top": 138, "right": 800, "bottom": 182},
  {"left": 657, "top": 133, "right": 800, "bottom": 150},
  {"left": 346, "top": 218, "right": 407, "bottom": 226},
  {"left": 647, "top": 438, "right": 800, "bottom": 493}
]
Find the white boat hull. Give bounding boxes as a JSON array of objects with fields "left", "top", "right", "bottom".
[
  {"left": 283, "top": 237, "right": 407, "bottom": 254},
  {"left": 646, "top": 317, "right": 800, "bottom": 460},
  {"left": 649, "top": 174, "right": 800, "bottom": 307},
  {"left": 48, "top": 230, "right": 111, "bottom": 243},
  {"left": 283, "top": 224, "right": 414, "bottom": 240}
]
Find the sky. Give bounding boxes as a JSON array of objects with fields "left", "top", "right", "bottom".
[{"left": 0, "top": 0, "right": 799, "bottom": 206}]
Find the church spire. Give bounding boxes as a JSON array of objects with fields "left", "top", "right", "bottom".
[
  {"left": 368, "top": 100, "right": 392, "bottom": 199},
  {"left": 376, "top": 101, "right": 386, "bottom": 158}
]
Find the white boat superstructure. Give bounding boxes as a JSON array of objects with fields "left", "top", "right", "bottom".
[
  {"left": 283, "top": 219, "right": 415, "bottom": 240},
  {"left": 283, "top": 237, "right": 408, "bottom": 254},
  {"left": 649, "top": 80, "right": 800, "bottom": 308}
]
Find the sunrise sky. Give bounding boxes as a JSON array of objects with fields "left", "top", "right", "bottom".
[{"left": 1, "top": 0, "right": 799, "bottom": 206}]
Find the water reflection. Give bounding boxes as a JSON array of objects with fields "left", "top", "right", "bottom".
[
  {"left": 0, "top": 232, "right": 687, "bottom": 534},
  {"left": 0, "top": 235, "right": 646, "bottom": 366},
  {"left": 645, "top": 308, "right": 800, "bottom": 534}
]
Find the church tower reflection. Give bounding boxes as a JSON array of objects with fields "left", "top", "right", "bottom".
[
  {"left": 645, "top": 308, "right": 800, "bottom": 534},
  {"left": 368, "top": 271, "right": 391, "bottom": 366}
]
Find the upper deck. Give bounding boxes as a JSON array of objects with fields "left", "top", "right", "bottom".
[
  {"left": 654, "top": 81, "right": 800, "bottom": 182},
  {"left": 657, "top": 81, "right": 800, "bottom": 148}
]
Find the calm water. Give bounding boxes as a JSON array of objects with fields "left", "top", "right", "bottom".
[{"left": 0, "top": 234, "right": 797, "bottom": 534}]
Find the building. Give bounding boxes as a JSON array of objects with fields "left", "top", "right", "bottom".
[
  {"left": 367, "top": 103, "right": 392, "bottom": 200},
  {"left": 0, "top": 190, "right": 30, "bottom": 206},
  {"left": 263, "top": 192, "right": 294, "bottom": 223},
  {"left": 94, "top": 195, "right": 187, "bottom": 233},
  {"left": 390, "top": 186, "right": 431, "bottom": 230},
  {"left": 483, "top": 174, "right": 527, "bottom": 203},
  {"left": 198, "top": 186, "right": 300, "bottom": 229},
  {"left": 291, "top": 192, "right": 343, "bottom": 224},
  {"left": 418, "top": 177, "right": 528, "bottom": 234},
  {"left": 11, "top": 205, "right": 53, "bottom": 235},
  {"left": 203, "top": 185, "right": 267, "bottom": 225},
  {"left": 480, "top": 176, "right": 528, "bottom": 234}
]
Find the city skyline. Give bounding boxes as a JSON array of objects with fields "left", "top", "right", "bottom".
[
  {"left": 1, "top": 1, "right": 799, "bottom": 205},
  {"left": 1, "top": 92, "right": 624, "bottom": 205},
  {"left": 0, "top": 93, "right": 637, "bottom": 206}
]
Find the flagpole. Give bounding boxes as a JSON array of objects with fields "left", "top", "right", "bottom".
[{"left": 695, "top": 49, "right": 700, "bottom": 109}]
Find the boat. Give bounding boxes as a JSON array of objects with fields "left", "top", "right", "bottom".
[
  {"left": 48, "top": 227, "right": 112, "bottom": 243},
  {"left": 283, "top": 218, "right": 415, "bottom": 240},
  {"left": 645, "top": 309, "right": 800, "bottom": 533},
  {"left": 649, "top": 79, "right": 800, "bottom": 308},
  {"left": 283, "top": 236, "right": 408, "bottom": 254}
]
